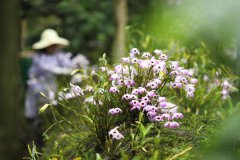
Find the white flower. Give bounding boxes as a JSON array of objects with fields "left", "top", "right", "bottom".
[{"left": 70, "top": 83, "right": 84, "bottom": 96}]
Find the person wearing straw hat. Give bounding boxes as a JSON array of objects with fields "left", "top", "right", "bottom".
[
  {"left": 24, "top": 29, "right": 74, "bottom": 121},
  {"left": 24, "top": 29, "right": 90, "bottom": 147}
]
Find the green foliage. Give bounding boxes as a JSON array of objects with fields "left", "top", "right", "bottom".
[
  {"left": 25, "top": 40, "right": 238, "bottom": 159},
  {"left": 23, "top": 142, "right": 41, "bottom": 160},
  {"left": 21, "top": 0, "right": 115, "bottom": 63},
  {"left": 21, "top": 0, "right": 153, "bottom": 64},
  {"left": 126, "top": 29, "right": 238, "bottom": 113},
  {"left": 144, "top": 0, "right": 240, "bottom": 72}
]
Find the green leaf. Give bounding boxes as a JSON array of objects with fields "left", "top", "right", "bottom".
[
  {"left": 40, "top": 92, "right": 47, "bottom": 98},
  {"left": 71, "top": 69, "right": 80, "bottom": 75},
  {"left": 39, "top": 104, "right": 50, "bottom": 113},
  {"left": 96, "top": 153, "right": 103, "bottom": 160},
  {"left": 81, "top": 115, "right": 94, "bottom": 125}
]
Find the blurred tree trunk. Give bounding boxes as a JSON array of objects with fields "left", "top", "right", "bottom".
[
  {"left": 0, "top": 0, "right": 21, "bottom": 159},
  {"left": 112, "top": 0, "right": 128, "bottom": 63}
]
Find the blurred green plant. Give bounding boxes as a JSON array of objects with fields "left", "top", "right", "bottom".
[
  {"left": 21, "top": 0, "right": 153, "bottom": 64},
  {"left": 144, "top": 0, "right": 240, "bottom": 73},
  {"left": 21, "top": 0, "right": 115, "bottom": 63},
  {"left": 23, "top": 142, "right": 41, "bottom": 160}
]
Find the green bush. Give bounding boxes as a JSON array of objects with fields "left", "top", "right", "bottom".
[{"left": 25, "top": 44, "right": 238, "bottom": 160}]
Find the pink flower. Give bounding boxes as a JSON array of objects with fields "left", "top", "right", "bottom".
[
  {"left": 159, "top": 102, "right": 167, "bottom": 108},
  {"left": 112, "top": 132, "right": 124, "bottom": 140},
  {"left": 181, "top": 69, "right": 189, "bottom": 76},
  {"left": 146, "top": 82, "right": 158, "bottom": 89},
  {"left": 142, "top": 52, "right": 152, "bottom": 58},
  {"left": 180, "top": 77, "right": 188, "bottom": 84},
  {"left": 114, "top": 64, "right": 123, "bottom": 73},
  {"left": 84, "top": 85, "right": 94, "bottom": 92},
  {"left": 121, "top": 57, "right": 130, "bottom": 63},
  {"left": 170, "top": 122, "right": 180, "bottom": 128},
  {"left": 110, "top": 73, "right": 120, "bottom": 81},
  {"left": 139, "top": 101, "right": 147, "bottom": 107},
  {"left": 185, "top": 84, "right": 195, "bottom": 93},
  {"left": 130, "top": 94, "right": 138, "bottom": 100},
  {"left": 124, "top": 79, "right": 135, "bottom": 87},
  {"left": 137, "top": 87, "right": 146, "bottom": 94},
  {"left": 130, "top": 105, "right": 141, "bottom": 111},
  {"left": 109, "top": 86, "right": 119, "bottom": 93},
  {"left": 129, "top": 100, "right": 140, "bottom": 107},
  {"left": 170, "top": 61, "right": 179, "bottom": 70},
  {"left": 143, "top": 105, "right": 158, "bottom": 112},
  {"left": 170, "top": 70, "right": 179, "bottom": 76},
  {"left": 149, "top": 57, "right": 157, "bottom": 66},
  {"left": 108, "top": 108, "right": 122, "bottom": 115},
  {"left": 131, "top": 89, "right": 139, "bottom": 95},
  {"left": 221, "top": 89, "right": 229, "bottom": 96},
  {"left": 130, "top": 48, "right": 140, "bottom": 57},
  {"left": 109, "top": 126, "right": 119, "bottom": 135},
  {"left": 172, "top": 113, "right": 184, "bottom": 119},
  {"left": 153, "top": 63, "right": 166, "bottom": 73},
  {"left": 158, "top": 97, "right": 167, "bottom": 103},
  {"left": 154, "top": 116, "right": 164, "bottom": 122},
  {"left": 117, "top": 79, "right": 124, "bottom": 86},
  {"left": 147, "top": 111, "right": 157, "bottom": 118},
  {"left": 141, "top": 96, "right": 150, "bottom": 103},
  {"left": 221, "top": 80, "right": 231, "bottom": 89},
  {"left": 147, "top": 90, "right": 156, "bottom": 97},
  {"left": 138, "top": 60, "right": 150, "bottom": 69},
  {"left": 187, "top": 70, "right": 194, "bottom": 77},
  {"left": 164, "top": 121, "right": 180, "bottom": 128},
  {"left": 164, "top": 121, "right": 171, "bottom": 128},
  {"left": 143, "top": 105, "right": 152, "bottom": 112},
  {"left": 108, "top": 109, "right": 116, "bottom": 115},
  {"left": 175, "top": 76, "right": 183, "bottom": 83},
  {"left": 109, "top": 126, "right": 124, "bottom": 140},
  {"left": 131, "top": 58, "right": 139, "bottom": 64},
  {"left": 190, "top": 78, "right": 198, "bottom": 85},
  {"left": 153, "top": 49, "right": 163, "bottom": 55},
  {"left": 170, "top": 82, "right": 182, "bottom": 89},
  {"left": 149, "top": 106, "right": 158, "bottom": 112},
  {"left": 153, "top": 78, "right": 162, "bottom": 85},
  {"left": 187, "top": 92, "right": 194, "bottom": 98},
  {"left": 70, "top": 83, "right": 84, "bottom": 96},
  {"left": 100, "top": 67, "right": 106, "bottom": 72},
  {"left": 159, "top": 54, "right": 168, "bottom": 61},
  {"left": 161, "top": 113, "right": 171, "bottom": 120},
  {"left": 122, "top": 94, "right": 131, "bottom": 100}
]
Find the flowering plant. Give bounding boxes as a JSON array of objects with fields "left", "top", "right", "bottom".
[
  {"left": 100, "top": 48, "right": 199, "bottom": 138},
  {"left": 163, "top": 43, "right": 238, "bottom": 114},
  {"left": 38, "top": 46, "right": 237, "bottom": 159}
]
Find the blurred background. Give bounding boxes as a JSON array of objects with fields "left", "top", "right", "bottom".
[{"left": 0, "top": 0, "right": 239, "bottom": 159}]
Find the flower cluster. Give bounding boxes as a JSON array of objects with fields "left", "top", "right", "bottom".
[
  {"left": 101, "top": 48, "right": 198, "bottom": 139},
  {"left": 169, "top": 62, "right": 198, "bottom": 98},
  {"left": 108, "top": 108, "right": 122, "bottom": 115},
  {"left": 220, "top": 80, "right": 233, "bottom": 99},
  {"left": 108, "top": 126, "right": 124, "bottom": 140}
]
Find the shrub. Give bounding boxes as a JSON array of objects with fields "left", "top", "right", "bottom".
[{"left": 32, "top": 45, "right": 237, "bottom": 159}]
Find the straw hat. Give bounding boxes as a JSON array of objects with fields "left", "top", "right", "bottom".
[{"left": 32, "top": 29, "right": 69, "bottom": 50}]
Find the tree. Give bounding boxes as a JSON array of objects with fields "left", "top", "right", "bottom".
[
  {"left": 0, "top": 0, "right": 21, "bottom": 159},
  {"left": 112, "top": 0, "right": 128, "bottom": 63}
]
